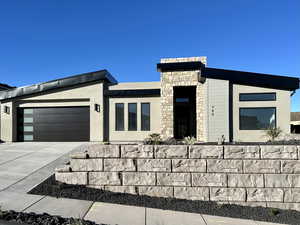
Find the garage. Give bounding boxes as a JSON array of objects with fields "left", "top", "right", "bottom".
[{"left": 17, "top": 107, "right": 90, "bottom": 142}]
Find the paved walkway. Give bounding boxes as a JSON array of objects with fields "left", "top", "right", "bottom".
[{"left": 0, "top": 143, "right": 288, "bottom": 225}]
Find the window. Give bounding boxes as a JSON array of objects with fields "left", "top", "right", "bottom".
[
  {"left": 128, "top": 103, "right": 137, "bottom": 131},
  {"left": 239, "top": 93, "right": 276, "bottom": 101},
  {"left": 175, "top": 98, "right": 189, "bottom": 103},
  {"left": 240, "top": 107, "right": 276, "bottom": 130},
  {"left": 115, "top": 103, "right": 124, "bottom": 131},
  {"left": 141, "top": 103, "right": 150, "bottom": 131}
]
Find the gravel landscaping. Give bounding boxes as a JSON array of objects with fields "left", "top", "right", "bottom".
[
  {"left": 29, "top": 175, "right": 300, "bottom": 225},
  {"left": 0, "top": 210, "right": 106, "bottom": 225}
]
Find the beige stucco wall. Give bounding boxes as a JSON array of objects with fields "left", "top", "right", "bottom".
[
  {"left": 108, "top": 82, "right": 160, "bottom": 90},
  {"left": 109, "top": 97, "right": 161, "bottom": 142},
  {"left": 233, "top": 84, "right": 291, "bottom": 142},
  {"left": 0, "top": 82, "right": 104, "bottom": 142}
]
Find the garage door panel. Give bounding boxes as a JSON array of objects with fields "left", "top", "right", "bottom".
[{"left": 17, "top": 107, "right": 90, "bottom": 142}]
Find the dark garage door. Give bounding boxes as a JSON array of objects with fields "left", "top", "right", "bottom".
[{"left": 17, "top": 107, "right": 90, "bottom": 141}]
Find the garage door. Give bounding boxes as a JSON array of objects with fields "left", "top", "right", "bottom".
[{"left": 17, "top": 107, "right": 90, "bottom": 141}]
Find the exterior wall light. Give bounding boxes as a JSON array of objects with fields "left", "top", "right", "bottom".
[
  {"left": 4, "top": 106, "right": 10, "bottom": 114},
  {"left": 94, "top": 104, "right": 100, "bottom": 112}
]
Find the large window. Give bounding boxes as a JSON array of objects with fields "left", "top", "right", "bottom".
[
  {"left": 240, "top": 107, "right": 276, "bottom": 130},
  {"left": 239, "top": 93, "right": 276, "bottom": 101},
  {"left": 141, "top": 103, "right": 150, "bottom": 131},
  {"left": 115, "top": 103, "right": 124, "bottom": 131},
  {"left": 128, "top": 103, "right": 137, "bottom": 131}
]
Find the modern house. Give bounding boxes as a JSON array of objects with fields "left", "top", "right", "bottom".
[{"left": 0, "top": 57, "right": 299, "bottom": 143}]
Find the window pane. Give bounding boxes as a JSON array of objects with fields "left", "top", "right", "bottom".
[
  {"left": 24, "top": 126, "right": 34, "bottom": 132},
  {"left": 24, "top": 135, "right": 33, "bottom": 141},
  {"left": 141, "top": 103, "right": 150, "bottom": 131},
  {"left": 240, "top": 108, "right": 276, "bottom": 130},
  {"left": 240, "top": 93, "right": 276, "bottom": 101},
  {"left": 175, "top": 98, "right": 189, "bottom": 103},
  {"left": 24, "top": 117, "right": 33, "bottom": 123},
  {"left": 115, "top": 103, "right": 124, "bottom": 131},
  {"left": 128, "top": 103, "right": 137, "bottom": 131},
  {"left": 24, "top": 109, "right": 33, "bottom": 114}
]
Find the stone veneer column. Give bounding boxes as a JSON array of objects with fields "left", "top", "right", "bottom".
[{"left": 160, "top": 57, "right": 207, "bottom": 141}]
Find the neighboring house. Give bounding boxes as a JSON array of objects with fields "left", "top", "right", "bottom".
[
  {"left": 291, "top": 112, "right": 300, "bottom": 134},
  {"left": 0, "top": 57, "right": 299, "bottom": 143}
]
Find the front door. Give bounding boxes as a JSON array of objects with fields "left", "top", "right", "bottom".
[{"left": 174, "top": 86, "right": 196, "bottom": 139}]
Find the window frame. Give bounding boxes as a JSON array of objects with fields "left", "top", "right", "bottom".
[
  {"left": 128, "top": 103, "right": 137, "bottom": 131},
  {"left": 239, "top": 107, "right": 277, "bottom": 130},
  {"left": 239, "top": 92, "right": 276, "bottom": 102},
  {"left": 115, "top": 103, "right": 124, "bottom": 131},
  {"left": 141, "top": 102, "right": 151, "bottom": 131}
]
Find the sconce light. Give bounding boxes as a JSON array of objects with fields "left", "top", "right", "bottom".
[
  {"left": 4, "top": 106, "right": 10, "bottom": 114},
  {"left": 94, "top": 104, "right": 100, "bottom": 112}
]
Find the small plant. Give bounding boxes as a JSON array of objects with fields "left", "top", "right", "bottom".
[
  {"left": 163, "top": 137, "right": 177, "bottom": 145},
  {"left": 264, "top": 126, "right": 282, "bottom": 142},
  {"left": 270, "top": 208, "right": 280, "bottom": 216},
  {"left": 217, "top": 135, "right": 225, "bottom": 145},
  {"left": 143, "top": 133, "right": 162, "bottom": 145},
  {"left": 182, "top": 136, "right": 196, "bottom": 145}
]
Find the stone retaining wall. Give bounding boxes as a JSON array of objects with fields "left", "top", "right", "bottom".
[{"left": 55, "top": 144, "right": 300, "bottom": 211}]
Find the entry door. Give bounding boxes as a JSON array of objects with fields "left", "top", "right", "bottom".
[
  {"left": 17, "top": 107, "right": 90, "bottom": 142},
  {"left": 173, "top": 86, "right": 196, "bottom": 139}
]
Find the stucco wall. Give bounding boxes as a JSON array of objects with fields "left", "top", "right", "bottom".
[
  {"left": 233, "top": 84, "right": 291, "bottom": 142},
  {"left": 0, "top": 82, "right": 104, "bottom": 142},
  {"left": 206, "top": 78, "right": 229, "bottom": 142},
  {"left": 108, "top": 97, "right": 161, "bottom": 142},
  {"left": 56, "top": 144, "right": 300, "bottom": 211}
]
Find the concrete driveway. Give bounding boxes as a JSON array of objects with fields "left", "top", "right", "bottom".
[{"left": 0, "top": 142, "right": 84, "bottom": 191}]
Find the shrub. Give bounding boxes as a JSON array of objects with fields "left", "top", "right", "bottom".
[
  {"left": 182, "top": 136, "right": 196, "bottom": 145},
  {"left": 143, "top": 133, "right": 162, "bottom": 145},
  {"left": 163, "top": 137, "right": 177, "bottom": 145},
  {"left": 264, "top": 127, "right": 282, "bottom": 142}
]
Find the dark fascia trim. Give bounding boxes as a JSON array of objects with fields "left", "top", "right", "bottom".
[
  {"left": 203, "top": 67, "right": 299, "bottom": 91},
  {"left": 104, "top": 89, "right": 161, "bottom": 97},
  {"left": 0, "top": 69, "right": 118, "bottom": 101},
  {"left": 0, "top": 83, "right": 15, "bottom": 90},
  {"left": 157, "top": 61, "right": 205, "bottom": 72}
]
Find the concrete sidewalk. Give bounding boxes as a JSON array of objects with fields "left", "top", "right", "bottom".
[{"left": 0, "top": 142, "right": 289, "bottom": 225}]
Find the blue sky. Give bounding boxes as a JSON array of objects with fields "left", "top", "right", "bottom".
[{"left": 0, "top": 0, "right": 299, "bottom": 111}]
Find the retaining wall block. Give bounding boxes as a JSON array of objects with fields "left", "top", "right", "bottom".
[
  {"left": 192, "top": 173, "right": 227, "bottom": 187},
  {"left": 137, "top": 159, "right": 171, "bottom": 172},
  {"left": 104, "top": 159, "right": 136, "bottom": 171},
  {"left": 70, "top": 152, "right": 88, "bottom": 159},
  {"left": 157, "top": 173, "right": 191, "bottom": 186},
  {"left": 189, "top": 145, "right": 223, "bottom": 159},
  {"left": 71, "top": 159, "right": 103, "bottom": 172},
  {"left": 155, "top": 145, "right": 188, "bottom": 158},
  {"left": 210, "top": 188, "right": 246, "bottom": 201},
  {"left": 224, "top": 145, "right": 260, "bottom": 159},
  {"left": 244, "top": 160, "right": 280, "bottom": 173},
  {"left": 261, "top": 145, "right": 298, "bottom": 159},
  {"left": 174, "top": 187, "right": 209, "bottom": 201},
  {"left": 228, "top": 174, "right": 264, "bottom": 188},
  {"left": 55, "top": 172, "right": 87, "bottom": 185},
  {"left": 247, "top": 188, "right": 284, "bottom": 202},
  {"left": 87, "top": 144, "right": 120, "bottom": 158},
  {"left": 123, "top": 172, "right": 156, "bottom": 185},
  {"left": 172, "top": 159, "right": 206, "bottom": 172},
  {"left": 207, "top": 160, "right": 242, "bottom": 173},
  {"left": 138, "top": 186, "right": 173, "bottom": 198},
  {"left": 284, "top": 189, "right": 300, "bottom": 203},
  {"left": 121, "top": 145, "right": 153, "bottom": 158},
  {"left": 281, "top": 160, "right": 300, "bottom": 173},
  {"left": 265, "top": 174, "right": 300, "bottom": 188},
  {"left": 89, "top": 172, "right": 121, "bottom": 185},
  {"left": 267, "top": 202, "right": 300, "bottom": 211},
  {"left": 105, "top": 186, "right": 137, "bottom": 194}
]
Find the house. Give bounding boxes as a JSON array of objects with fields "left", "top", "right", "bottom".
[
  {"left": 0, "top": 57, "right": 299, "bottom": 142},
  {"left": 291, "top": 112, "right": 300, "bottom": 133}
]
